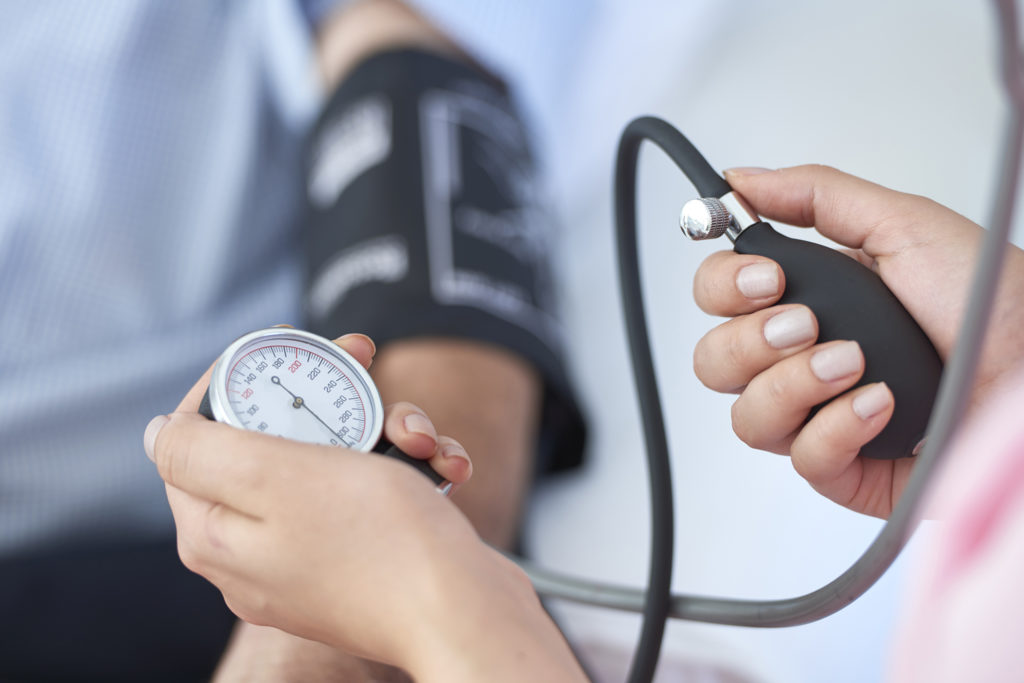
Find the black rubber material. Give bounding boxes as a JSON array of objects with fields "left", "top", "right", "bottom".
[
  {"left": 733, "top": 222, "right": 943, "bottom": 460},
  {"left": 618, "top": 117, "right": 730, "bottom": 198},
  {"left": 198, "top": 388, "right": 213, "bottom": 421},
  {"left": 372, "top": 438, "right": 447, "bottom": 487},
  {"left": 613, "top": 116, "right": 678, "bottom": 683},
  {"left": 200, "top": 384, "right": 445, "bottom": 485}
]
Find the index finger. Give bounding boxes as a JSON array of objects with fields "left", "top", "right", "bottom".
[{"left": 723, "top": 165, "right": 951, "bottom": 257}]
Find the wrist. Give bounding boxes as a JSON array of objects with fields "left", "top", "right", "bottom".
[{"left": 405, "top": 545, "right": 586, "bottom": 683}]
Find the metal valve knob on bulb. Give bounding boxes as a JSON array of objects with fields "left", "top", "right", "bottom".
[
  {"left": 680, "top": 197, "right": 730, "bottom": 240},
  {"left": 679, "top": 193, "right": 761, "bottom": 242}
]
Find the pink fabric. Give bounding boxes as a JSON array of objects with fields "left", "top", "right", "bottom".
[{"left": 889, "top": 366, "right": 1024, "bottom": 682}]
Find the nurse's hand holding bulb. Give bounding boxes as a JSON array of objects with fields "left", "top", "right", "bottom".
[{"left": 691, "top": 164, "right": 1024, "bottom": 518}]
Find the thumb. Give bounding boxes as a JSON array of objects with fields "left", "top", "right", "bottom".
[{"left": 722, "top": 165, "right": 956, "bottom": 259}]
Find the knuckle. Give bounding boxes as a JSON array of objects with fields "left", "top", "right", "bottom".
[
  {"left": 223, "top": 596, "right": 247, "bottom": 621},
  {"left": 805, "top": 411, "right": 833, "bottom": 446},
  {"left": 692, "top": 337, "right": 717, "bottom": 388},
  {"left": 723, "top": 330, "right": 750, "bottom": 374},
  {"left": 693, "top": 251, "right": 736, "bottom": 314},
  {"left": 790, "top": 419, "right": 834, "bottom": 482},
  {"left": 153, "top": 423, "right": 180, "bottom": 483},
  {"left": 730, "top": 399, "right": 758, "bottom": 448},
  {"left": 765, "top": 434, "right": 796, "bottom": 456},
  {"left": 764, "top": 373, "right": 790, "bottom": 406},
  {"left": 695, "top": 326, "right": 750, "bottom": 392},
  {"left": 176, "top": 535, "right": 203, "bottom": 573},
  {"left": 229, "top": 594, "right": 271, "bottom": 627},
  {"left": 789, "top": 446, "right": 814, "bottom": 481},
  {"left": 248, "top": 589, "right": 271, "bottom": 617},
  {"left": 204, "top": 503, "right": 232, "bottom": 551},
  {"left": 731, "top": 384, "right": 786, "bottom": 451},
  {"left": 166, "top": 438, "right": 193, "bottom": 489},
  {"left": 693, "top": 273, "right": 717, "bottom": 314},
  {"left": 157, "top": 419, "right": 206, "bottom": 490}
]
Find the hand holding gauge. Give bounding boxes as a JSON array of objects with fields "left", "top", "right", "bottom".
[
  {"left": 199, "top": 327, "right": 451, "bottom": 494},
  {"left": 145, "top": 330, "right": 481, "bottom": 671}
]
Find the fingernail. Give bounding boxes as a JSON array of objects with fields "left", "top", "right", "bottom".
[
  {"left": 763, "top": 308, "right": 815, "bottom": 349},
  {"left": 441, "top": 442, "right": 470, "bottom": 464},
  {"left": 403, "top": 412, "right": 437, "bottom": 441},
  {"left": 724, "top": 167, "right": 772, "bottom": 177},
  {"left": 337, "top": 333, "right": 376, "bottom": 360},
  {"left": 810, "top": 341, "right": 862, "bottom": 382},
  {"left": 350, "top": 333, "right": 376, "bottom": 358},
  {"left": 144, "top": 415, "right": 169, "bottom": 462},
  {"left": 360, "top": 334, "right": 377, "bottom": 358},
  {"left": 853, "top": 382, "right": 893, "bottom": 420},
  {"left": 272, "top": 323, "right": 295, "bottom": 329},
  {"left": 737, "top": 262, "right": 780, "bottom": 299}
]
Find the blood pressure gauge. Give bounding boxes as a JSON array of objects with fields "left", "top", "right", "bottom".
[{"left": 199, "top": 327, "right": 449, "bottom": 493}]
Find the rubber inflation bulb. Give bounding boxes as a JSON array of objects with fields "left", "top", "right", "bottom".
[{"left": 733, "top": 222, "right": 942, "bottom": 459}]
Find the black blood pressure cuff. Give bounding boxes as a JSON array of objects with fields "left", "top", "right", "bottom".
[{"left": 301, "top": 49, "right": 585, "bottom": 474}]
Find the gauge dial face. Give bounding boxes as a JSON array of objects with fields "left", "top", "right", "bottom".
[{"left": 208, "top": 329, "right": 383, "bottom": 452}]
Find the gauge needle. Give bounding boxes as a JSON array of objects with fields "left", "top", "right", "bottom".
[{"left": 270, "top": 375, "right": 341, "bottom": 441}]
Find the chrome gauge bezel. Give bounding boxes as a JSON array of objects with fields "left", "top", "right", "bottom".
[{"left": 207, "top": 327, "right": 384, "bottom": 453}]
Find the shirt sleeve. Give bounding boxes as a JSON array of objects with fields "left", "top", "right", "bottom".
[
  {"left": 257, "top": 0, "right": 352, "bottom": 134},
  {"left": 888, "top": 364, "right": 1024, "bottom": 682}
]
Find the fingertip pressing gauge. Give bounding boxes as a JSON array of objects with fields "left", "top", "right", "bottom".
[{"left": 199, "top": 327, "right": 451, "bottom": 494}]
